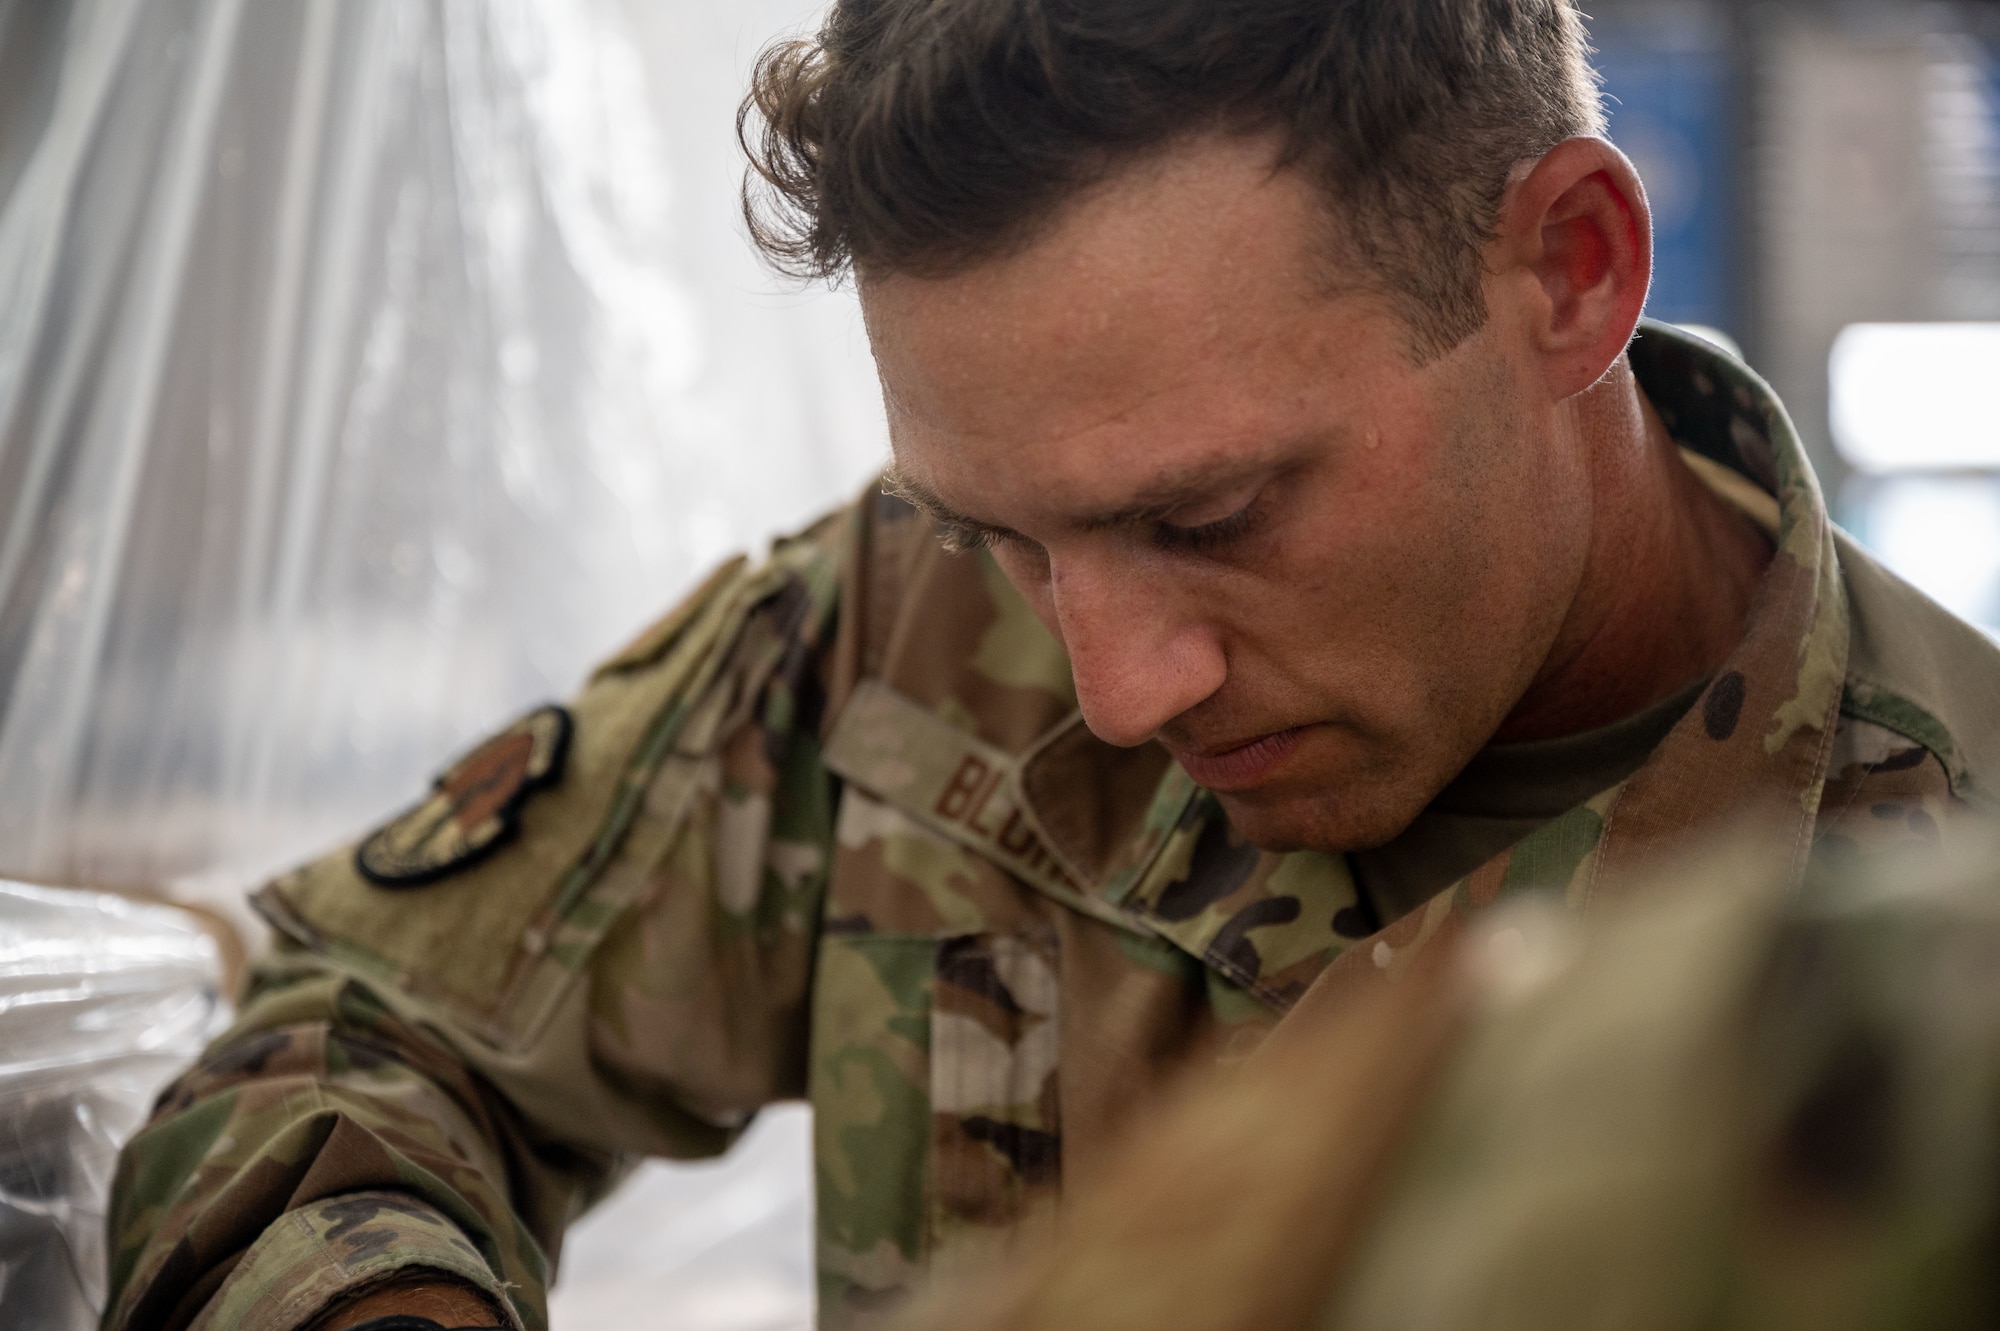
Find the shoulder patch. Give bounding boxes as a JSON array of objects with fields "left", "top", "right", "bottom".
[{"left": 356, "top": 705, "right": 573, "bottom": 887}]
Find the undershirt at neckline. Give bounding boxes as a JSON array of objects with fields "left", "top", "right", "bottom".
[
  {"left": 1347, "top": 440, "right": 1780, "bottom": 931},
  {"left": 1349, "top": 671, "right": 1713, "bottom": 930}
]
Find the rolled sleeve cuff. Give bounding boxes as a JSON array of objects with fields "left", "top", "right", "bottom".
[{"left": 187, "top": 1191, "right": 520, "bottom": 1331}]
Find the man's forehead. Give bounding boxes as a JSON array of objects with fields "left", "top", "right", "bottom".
[{"left": 858, "top": 139, "right": 1345, "bottom": 431}]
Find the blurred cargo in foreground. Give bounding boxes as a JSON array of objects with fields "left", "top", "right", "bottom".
[{"left": 892, "top": 830, "right": 2000, "bottom": 1331}]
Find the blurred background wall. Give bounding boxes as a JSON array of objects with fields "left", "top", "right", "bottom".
[
  {"left": 1592, "top": 0, "right": 2000, "bottom": 635},
  {"left": 0, "top": 1, "right": 1996, "bottom": 1329}
]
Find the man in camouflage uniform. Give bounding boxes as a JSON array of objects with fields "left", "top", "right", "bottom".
[
  {"left": 105, "top": 1, "right": 2000, "bottom": 1329},
  {"left": 886, "top": 826, "right": 2000, "bottom": 1331}
]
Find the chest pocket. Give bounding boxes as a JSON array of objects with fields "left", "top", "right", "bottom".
[
  {"left": 929, "top": 931, "right": 1063, "bottom": 1231},
  {"left": 808, "top": 785, "right": 1067, "bottom": 1326}
]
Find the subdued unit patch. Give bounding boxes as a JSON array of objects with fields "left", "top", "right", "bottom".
[{"left": 356, "top": 705, "right": 573, "bottom": 887}]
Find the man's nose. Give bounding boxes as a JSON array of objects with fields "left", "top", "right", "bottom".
[{"left": 1050, "top": 557, "right": 1226, "bottom": 748}]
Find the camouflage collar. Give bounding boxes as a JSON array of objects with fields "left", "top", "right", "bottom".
[{"left": 827, "top": 321, "right": 1850, "bottom": 1012}]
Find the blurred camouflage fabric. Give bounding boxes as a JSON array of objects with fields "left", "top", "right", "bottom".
[
  {"left": 887, "top": 829, "right": 2000, "bottom": 1331},
  {"left": 105, "top": 322, "right": 2000, "bottom": 1331}
]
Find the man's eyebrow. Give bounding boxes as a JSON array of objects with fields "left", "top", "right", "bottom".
[
  {"left": 1069, "top": 458, "right": 1281, "bottom": 531},
  {"left": 882, "top": 455, "right": 1282, "bottom": 538},
  {"left": 881, "top": 464, "right": 1021, "bottom": 542}
]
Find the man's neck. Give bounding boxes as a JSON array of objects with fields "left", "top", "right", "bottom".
[{"left": 1492, "top": 356, "right": 1774, "bottom": 745}]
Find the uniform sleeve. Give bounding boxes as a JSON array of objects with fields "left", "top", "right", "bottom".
[{"left": 104, "top": 509, "right": 855, "bottom": 1331}]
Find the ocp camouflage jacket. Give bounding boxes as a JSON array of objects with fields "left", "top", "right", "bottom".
[{"left": 104, "top": 325, "right": 2000, "bottom": 1331}]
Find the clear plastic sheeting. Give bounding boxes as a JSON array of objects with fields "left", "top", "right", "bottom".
[
  {"left": 0, "top": 0, "right": 870, "bottom": 1325},
  {"left": 0, "top": 0, "right": 885, "bottom": 900},
  {"left": 0, "top": 881, "right": 226, "bottom": 1331}
]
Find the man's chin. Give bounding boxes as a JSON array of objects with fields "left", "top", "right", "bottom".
[{"left": 1211, "top": 784, "right": 1419, "bottom": 856}]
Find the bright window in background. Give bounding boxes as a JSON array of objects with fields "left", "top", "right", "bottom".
[
  {"left": 1832, "top": 324, "right": 2000, "bottom": 471},
  {"left": 1832, "top": 323, "right": 2000, "bottom": 635}
]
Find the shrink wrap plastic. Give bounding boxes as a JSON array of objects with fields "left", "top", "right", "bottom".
[
  {"left": 0, "top": 0, "right": 882, "bottom": 902},
  {"left": 0, "top": 882, "right": 225, "bottom": 1330},
  {"left": 0, "top": 1, "right": 861, "bottom": 1324}
]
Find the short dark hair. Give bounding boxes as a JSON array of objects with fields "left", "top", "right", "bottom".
[{"left": 740, "top": 0, "right": 1604, "bottom": 357}]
